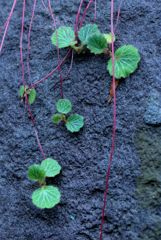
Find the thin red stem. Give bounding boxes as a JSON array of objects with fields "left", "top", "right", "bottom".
[
  {"left": 74, "top": 0, "right": 84, "bottom": 36},
  {"left": 27, "top": 0, "right": 37, "bottom": 81},
  {"left": 30, "top": 49, "right": 71, "bottom": 88},
  {"left": 79, "top": 0, "right": 93, "bottom": 28},
  {"left": 65, "top": 49, "right": 74, "bottom": 79},
  {"left": 0, "top": 0, "right": 17, "bottom": 53},
  {"left": 20, "top": 0, "right": 26, "bottom": 86},
  {"left": 20, "top": 0, "right": 45, "bottom": 159},
  {"left": 114, "top": 0, "right": 123, "bottom": 32},
  {"left": 48, "top": 0, "right": 64, "bottom": 98},
  {"left": 0, "top": 20, "right": 7, "bottom": 35},
  {"left": 99, "top": 0, "right": 116, "bottom": 239},
  {"left": 26, "top": 96, "right": 46, "bottom": 159}
]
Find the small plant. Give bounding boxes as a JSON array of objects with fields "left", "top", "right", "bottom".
[
  {"left": 52, "top": 99, "right": 84, "bottom": 133},
  {"left": 19, "top": 85, "right": 36, "bottom": 104},
  {"left": 28, "top": 158, "right": 61, "bottom": 209},
  {"left": 51, "top": 23, "right": 110, "bottom": 55}
]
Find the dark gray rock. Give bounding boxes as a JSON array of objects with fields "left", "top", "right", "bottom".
[
  {"left": 144, "top": 89, "right": 161, "bottom": 125},
  {"left": 0, "top": 0, "right": 161, "bottom": 240}
]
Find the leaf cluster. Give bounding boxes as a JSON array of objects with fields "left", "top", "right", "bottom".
[
  {"left": 19, "top": 85, "right": 36, "bottom": 105},
  {"left": 28, "top": 158, "right": 61, "bottom": 209},
  {"left": 51, "top": 24, "right": 141, "bottom": 79},
  {"left": 51, "top": 24, "right": 111, "bottom": 55},
  {"left": 52, "top": 99, "right": 84, "bottom": 133}
]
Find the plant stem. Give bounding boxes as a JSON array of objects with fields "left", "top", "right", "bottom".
[
  {"left": 48, "top": 0, "right": 64, "bottom": 98},
  {"left": 0, "top": 0, "right": 17, "bottom": 54},
  {"left": 26, "top": 95, "right": 46, "bottom": 159},
  {"left": 99, "top": 0, "right": 117, "bottom": 239},
  {"left": 30, "top": 49, "right": 71, "bottom": 88},
  {"left": 74, "top": 0, "right": 85, "bottom": 37},
  {"left": 79, "top": 0, "right": 94, "bottom": 28},
  {"left": 114, "top": 0, "right": 123, "bottom": 32},
  {"left": 27, "top": 0, "right": 37, "bottom": 82},
  {"left": 19, "top": 0, "right": 46, "bottom": 160},
  {"left": 20, "top": 0, "right": 26, "bottom": 87}
]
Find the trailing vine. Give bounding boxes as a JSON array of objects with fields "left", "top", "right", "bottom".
[
  {"left": 51, "top": 23, "right": 140, "bottom": 100},
  {"left": 28, "top": 158, "right": 61, "bottom": 209},
  {"left": 52, "top": 99, "right": 84, "bottom": 133},
  {"left": 0, "top": 1, "right": 141, "bottom": 239}
]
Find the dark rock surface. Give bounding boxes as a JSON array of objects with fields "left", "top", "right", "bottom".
[
  {"left": 0, "top": 1, "right": 161, "bottom": 240},
  {"left": 144, "top": 89, "right": 161, "bottom": 125}
]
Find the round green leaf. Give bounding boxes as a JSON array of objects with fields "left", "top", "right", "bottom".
[
  {"left": 28, "top": 164, "right": 45, "bottom": 182},
  {"left": 107, "top": 45, "right": 141, "bottom": 79},
  {"left": 52, "top": 114, "right": 63, "bottom": 124},
  {"left": 56, "top": 99, "right": 72, "bottom": 114},
  {"left": 32, "top": 186, "right": 61, "bottom": 209},
  {"left": 41, "top": 158, "right": 61, "bottom": 177},
  {"left": 103, "top": 33, "right": 115, "bottom": 44},
  {"left": 28, "top": 88, "right": 36, "bottom": 105},
  {"left": 78, "top": 24, "right": 100, "bottom": 45},
  {"left": 19, "top": 85, "right": 25, "bottom": 98},
  {"left": 51, "top": 26, "right": 76, "bottom": 49},
  {"left": 66, "top": 114, "right": 84, "bottom": 133},
  {"left": 87, "top": 34, "right": 107, "bottom": 54}
]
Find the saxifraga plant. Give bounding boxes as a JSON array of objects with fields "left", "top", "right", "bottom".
[
  {"left": 19, "top": 85, "right": 37, "bottom": 105},
  {"left": 51, "top": 24, "right": 141, "bottom": 99},
  {"left": 52, "top": 99, "right": 84, "bottom": 133},
  {"left": 28, "top": 158, "right": 61, "bottom": 209}
]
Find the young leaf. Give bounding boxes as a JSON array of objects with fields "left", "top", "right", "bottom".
[
  {"left": 103, "top": 33, "right": 115, "bottom": 44},
  {"left": 56, "top": 99, "right": 72, "bottom": 114},
  {"left": 51, "top": 26, "right": 76, "bottom": 49},
  {"left": 19, "top": 85, "right": 25, "bottom": 98},
  {"left": 78, "top": 24, "right": 100, "bottom": 45},
  {"left": 66, "top": 114, "right": 84, "bottom": 133},
  {"left": 28, "top": 88, "right": 36, "bottom": 105},
  {"left": 52, "top": 114, "right": 63, "bottom": 124},
  {"left": 41, "top": 158, "right": 61, "bottom": 177},
  {"left": 107, "top": 45, "right": 141, "bottom": 79},
  {"left": 87, "top": 34, "right": 107, "bottom": 54},
  {"left": 32, "top": 186, "right": 61, "bottom": 209},
  {"left": 28, "top": 164, "right": 46, "bottom": 182}
]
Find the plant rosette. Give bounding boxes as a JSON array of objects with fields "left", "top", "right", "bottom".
[
  {"left": 52, "top": 99, "right": 84, "bottom": 133},
  {"left": 19, "top": 85, "right": 36, "bottom": 105},
  {"left": 28, "top": 158, "right": 61, "bottom": 209}
]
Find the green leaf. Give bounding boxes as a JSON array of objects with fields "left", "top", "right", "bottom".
[
  {"left": 28, "top": 88, "right": 36, "bottom": 105},
  {"left": 28, "top": 164, "right": 46, "bottom": 182},
  {"left": 56, "top": 99, "right": 72, "bottom": 114},
  {"left": 66, "top": 114, "right": 84, "bottom": 133},
  {"left": 19, "top": 85, "right": 25, "bottom": 98},
  {"left": 107, "top": 45, "right": 141, "bottom": 79},
  {"left": 41, "top": 158, "right": 61, "bottom": 177},
  {"left": 78, "top": 24, "right": 100, "bottom": 45},
  {"left": 51, "top": 26, "right": 76, "bottom": 49},
  {"left": 32, "top": 186, "right": 61, "bottom": 209},
  {"left": 52, "top": 114, "right": 63, "bottom": 124},
  {"left": 103, "top": 33, "right": 115, "bottom": 44},
  {"left": 87, "top": 34, "right": 107, "bottom": 54}
]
